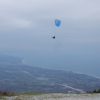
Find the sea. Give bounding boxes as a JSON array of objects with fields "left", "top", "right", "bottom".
[{"left": 22, "top": 54, "right": 100, "bottom": 79}]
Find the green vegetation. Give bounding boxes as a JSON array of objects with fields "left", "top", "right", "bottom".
[{"left": 87, "top": 89, "right": 100, "bottom": 93}]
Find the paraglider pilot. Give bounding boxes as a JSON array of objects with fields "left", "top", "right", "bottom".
[{"left": 52, "top": 36, "right": 55, "bottom": 39}]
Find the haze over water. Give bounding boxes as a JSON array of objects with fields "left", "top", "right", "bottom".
[
  {"left": 0, "top": 1, "right": 100, "bottom": 78},
  {"left": 22, "top": 41, "right": 100, "bottom": 78}
]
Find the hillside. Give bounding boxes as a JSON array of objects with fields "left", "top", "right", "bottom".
[
  {"left": 0, "top": 54, "right": 100, "bottom": 93},
  {"left": 1, "top": 93, "right": 100, "bottom": 100}
]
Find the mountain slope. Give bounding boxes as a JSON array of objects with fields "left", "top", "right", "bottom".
[
  {"left": 3, "top": 93, "right": 100, "bottom": 100},
  {"left": 0, "top": 54, "right": 100, "bottom": 92}
]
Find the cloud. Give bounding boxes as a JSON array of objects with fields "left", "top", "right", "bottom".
[
  {"left": 1, "top": 0, "right": 100, "bottom": 19},
  {"left": 10, "top": 18, "right": 32, "bottom": 28},
  {"left": 0, "top": 0, "right": 100, "bottom": 41},
  {"left": 0, "top": 0, "right": 100, "bottom": 50}
]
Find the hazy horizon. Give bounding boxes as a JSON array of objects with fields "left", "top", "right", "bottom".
[{"left": 0, "top": 0, "right": 100, "bottom": 77}]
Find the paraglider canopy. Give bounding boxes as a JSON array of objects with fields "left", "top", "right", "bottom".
[{"left": 55, "top": 19, "right": 61, "bottom": 27}]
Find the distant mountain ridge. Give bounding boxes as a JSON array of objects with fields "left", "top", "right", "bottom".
[{"left": 0, "top": 54, "right": 100, "bottom": 93}]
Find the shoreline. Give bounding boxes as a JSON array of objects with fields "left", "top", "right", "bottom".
[{"left": 21, "top": 58, "right": 100, "bottom": 80}]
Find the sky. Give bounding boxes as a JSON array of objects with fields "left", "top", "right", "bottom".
[{"left": 0, "top": 0, "right": 100, "bottom": 77}]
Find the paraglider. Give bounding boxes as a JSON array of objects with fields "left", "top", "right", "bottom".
[
  {"left": 55, "top": 19, "right": 61, "bottom": 27},
  {"left": 52, "top": 19, "right": 61, "bottom": 39},
  {"left": 52, "top": 36, "right": 55, "bottom": 39}
]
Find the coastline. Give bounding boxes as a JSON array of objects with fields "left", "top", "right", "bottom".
[
  {"left": 1, "top": 54, "right": 100, "bottom": 93},
  {"left": 21, "top": 58, "right": 100, "bottom": 80},
  {"left": 21, "top": 58, "right": 27, "bottom": 65}
]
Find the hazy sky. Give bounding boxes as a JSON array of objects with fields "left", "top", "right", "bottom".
[{"left": 0, "top": 0, "right": 100, "bottom": 76}]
